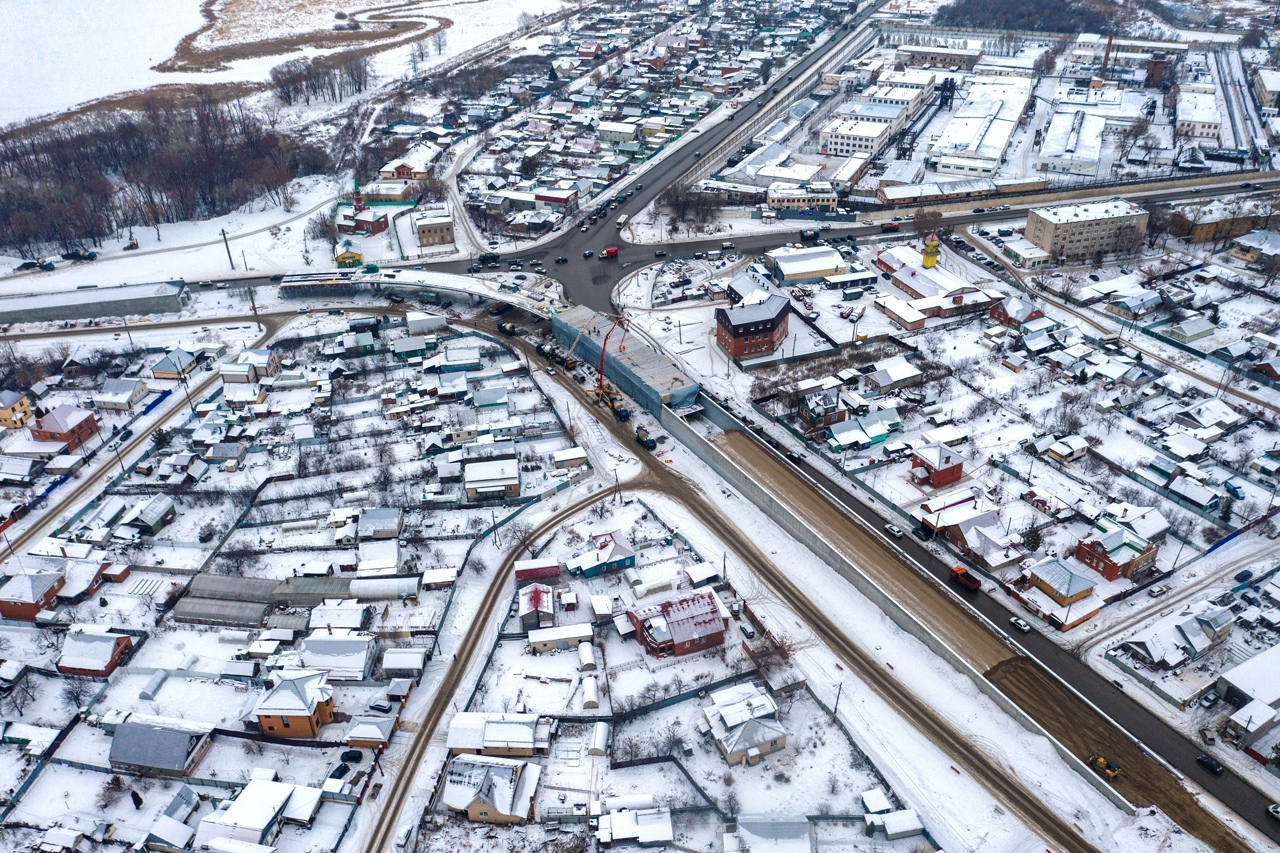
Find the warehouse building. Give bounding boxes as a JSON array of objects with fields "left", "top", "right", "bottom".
[{"left": 929, "top": 76, "right": 1033, "bottom": 177}]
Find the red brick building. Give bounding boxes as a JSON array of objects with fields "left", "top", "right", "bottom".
[
  {"left": 1255, "top": 358, "right": 1280, "bottom": 382},
  {"left": 627, "top": 592, "right": 727, "bottom": 658},
  {"left": 910, "top": 442, "right": 966, "bottom": 488},
  {"left": 56, "top": 629, "right": 134, "bottom": 677},
  {"left": 30, "top": 405, "right": 101, "bottom": 452},
  {"left": 714, "top": 294, "right": 789, "bottom": 358},
  {"left": 1073, "top": 520, "right": 1159, "bottom": 581},
  {"left": 0, "top": 572, "right": 64, "bottom": 621},
  {"left": 989, "top": 295, "right": 1045, "bottom": 332}
]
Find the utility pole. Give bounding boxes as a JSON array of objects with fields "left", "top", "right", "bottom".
[
  {"left": 221, "top": 229, "right": 235, "bottom": 270},
  {"left": 833, "top": 681, "right": 844, "bottom": 716},
  {"left": 241, "top": 250, "right": 248, "bottom": 272},
  {"left": 121, "top": 315, "right": 135, "bottom": 348},
  {"left": 247, "top": 286, "right": 262, "bottom": 331}
]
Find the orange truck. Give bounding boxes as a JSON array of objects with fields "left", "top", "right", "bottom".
[{"left": 949, "top": 566, "right": 981, "bottom": 592}]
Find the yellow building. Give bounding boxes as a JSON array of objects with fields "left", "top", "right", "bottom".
[{"left": 0, "top": 390, "right": 32, "bottom": 429}]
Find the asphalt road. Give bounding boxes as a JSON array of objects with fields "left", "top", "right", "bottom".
[{"left": 756, "top": 434, "right": 1280, "bottom": 844}]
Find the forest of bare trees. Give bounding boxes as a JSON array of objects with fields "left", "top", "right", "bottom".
[
  {"left": 267, "top": 55, "right": 374, "bottom": 106},
  {"left": 0, "top": 94, "right": 329, "bottom": 258},
  {"left": 934, "top": 0, "right": 1121, "bottom": 33}
]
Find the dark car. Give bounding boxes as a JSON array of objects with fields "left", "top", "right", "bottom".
[
  {"left": 636, "top": 183, "right": 643, "bottom": 190},
  {"left": 555, "top": 256, "right": 568, "bottom": 264},
  {"left": 784, "top": 451, "right": 803, "bottom": 464},
  {"left": 583, "top": 250, "right": 594, "bottom": 258},
  {"left": 1235, "top": 569, "right": 1254, "bottom": 584},
  {"left": 1196, "top": 754, "right": 1225, "bottom": 776},
  {"left": 118, "top": 428, "right": 134, "bottom": 442},
  {"left": 973, "top": 207, "right": 985, "bottom": 213},
  {"left": 655, "top": 250, "right": 667, "bottom": 257},
  {"left": 329, "top": 763, "right": 351, "bottom": 780},
  {"left": 468, "top": 263, "right": 482, "bottom": 272}
]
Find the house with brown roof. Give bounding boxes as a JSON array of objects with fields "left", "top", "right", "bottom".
[{"left": 627, "top": 592, "right": 727, "bottom": 658}]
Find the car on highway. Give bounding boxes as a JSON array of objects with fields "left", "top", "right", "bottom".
[
  {"left": 999, "top": 204, "right": 1011, "bottom": 210},
  {"left": 694, "top": 151, "right": 701, "bottom": 157},
  {"left": 581, "top": 225, "right": 589, "bottom": 232},
  {"left": 1196, "top": 754, "right": 1225, "bottom": 776},
  {"left": 884, "top": 524, "right": 904, "bottom": 538},
  {"left": 297, "top": 306, "right": 311, "bottom": 313},
  {"left": 610, "top": 202, "right": 618, "bottom": 209},
  {"left": 973, "top": 207, "right": 985, "bottom": 213},
  {"left": 216, "top": 282, "right": 229, "bottom": 289},
  {"left": 784, "top": 450, "right": 803, "bottom": 463},
  {"left": 1009, "top": 617, "right": 1032, "bottom": 634},
  {"left": 626, "top": 190, "right": 634, "bottom": 197},
  {"left": 468, "top": 263, "right": 482, "bottom": 272},
  {"left": 545, "top": 365, "right": 556, "bottom": 375},
  {"left": 1147, "top": 584, "right": 1170, "bottom": 597},
  {"left": 555, "top": 256, "right": 568, "bottom": 264},
  {"left": 1191, "top": 187, "right": 1203, "bottom": 193},
  {"left": 655, "top": 250, "right": 667, "bottom": 257},
  {"left": 636, "top": 183, "right": 643, "bottom": 190},
  {"left": 582, "top": 250, "right": 593, "bottom": 258},
  {"left": 534, "top": 266, "right": 547, "bottom": 274}
]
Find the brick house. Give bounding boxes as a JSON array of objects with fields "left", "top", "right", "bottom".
[
  {"left": 0, "top": 572, "right": 65, "bottom": 621},
  {"left": 799, "top": 390, "right": 846, "bottom": 430},
  {"left": 989, "top": 295, "right": 1045, "bottom": 332},
  {"left": 30, "top": 405, "right": 101, "bottom": 452},
  {"left": 56, "top": 628, "right": 134, "bottom": 677},
  {"left": 1073, "top": 519, "right": 1159, "bottom": 581},
  {"left": 714, "top": 294, "right": 789, "bottom": 358},
  {"left": 250, "top": 670, "right": 335, "bottom": 737},
  {"left": 627, "top": 592, "right": 727, "bottom": 658},
  {"left": 910, "top": 442, "right": 966, "bottom": 488}
]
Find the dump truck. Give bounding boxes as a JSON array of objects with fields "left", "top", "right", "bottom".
[
  {"left": 635, "top": 425, "right": 657, "bottom": 450},
  {"left": 497, "top": 322, "right": 524, "bottom": 336},
  {"left": 949, "top": 566, "right": 981, "bottom": 592},
  {"left": 1087, "top": 752, "right": 1120, "bottom": 779}
]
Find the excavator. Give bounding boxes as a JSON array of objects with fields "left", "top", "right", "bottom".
[{"left": 1087, "top": 751, "right": 1120, "bottom": 779}]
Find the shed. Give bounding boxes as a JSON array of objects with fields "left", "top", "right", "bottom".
[
  {"left": 528, "top": 623, "right": 594, "bottom": 653},
  {"left": 589, "top": 721, "right": 611, "bottom": 755},
  {"left": 578, "top": 641, "right": 597, "bottom": 672},
  {"left": 350, "top": 575, "right": 421, "bottom": 600},
  {"left": 383, "top": 647, "right": 427, "bottom": 676},
  {"left": 861, "top": 787, "right": 892, "bottom": 814},
  {"left": 582, "top": 675, "right": 600, "bottom": 709}
]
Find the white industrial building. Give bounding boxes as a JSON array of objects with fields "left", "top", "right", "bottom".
[
  {"left": 819, "top": 118, "right": 891, "bottom": 157},
  {"left": 1176, "top": 91, "right": 1221, "bottom": 143},
  {"left": 1038, "top": 111, "right": 1106, "bottom": 176},
  {"left": 929, "top": 76, "right": 1032, "bottom": 176}
]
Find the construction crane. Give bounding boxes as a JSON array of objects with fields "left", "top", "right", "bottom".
[{"left": 593, "top": 318, "right": 632, "bottom": 421}]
